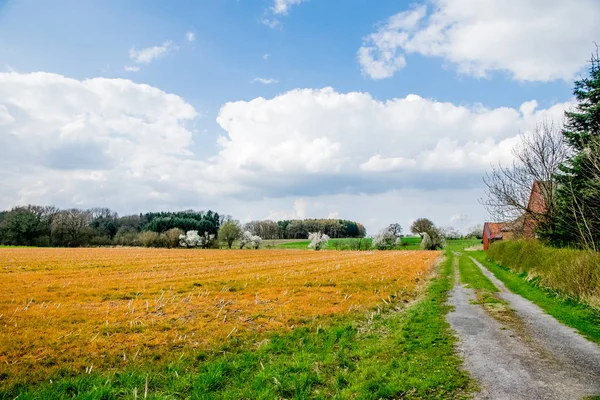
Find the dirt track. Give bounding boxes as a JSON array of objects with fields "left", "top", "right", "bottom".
[{"left": 446, "top": 256, "right": 600, "bottom": 400}]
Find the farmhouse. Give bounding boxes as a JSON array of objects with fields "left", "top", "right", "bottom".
[{"left": 482, "top": 180, "right": 549, "bottom": 250}]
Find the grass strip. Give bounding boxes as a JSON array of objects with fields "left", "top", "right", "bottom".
[
  {"left": 457, "top": 255, "right": 498, "bottom": 292},
  {"left": 2, "top": 253, "right": 473, "bottom": 400},
  {"left": 471, "top": 251, "right": 600, "bottom": 345}
]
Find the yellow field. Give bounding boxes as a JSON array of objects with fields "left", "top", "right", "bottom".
[{"left": 0, "top": 248, "right": 439, "bottom": 384}]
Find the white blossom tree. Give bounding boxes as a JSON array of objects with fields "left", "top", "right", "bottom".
[
  {"left": 308, "top": 231, "right": 329, "bottom": 250},
  {"left": 179, "top": 230, "right": 215, "bottom": 248},
  {"left": 239, "top": 231, "right": 262, "bottom": 249},
  {"left": 372, "top": 229, "right": 399, "bottom": 250},
  {"left": 421, "top": 228, "right": 446, "bottom": 250}
]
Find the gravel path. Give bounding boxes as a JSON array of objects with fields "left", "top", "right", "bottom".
[{"left": 446, "top": 256, "right": 600, "bottom": 400}]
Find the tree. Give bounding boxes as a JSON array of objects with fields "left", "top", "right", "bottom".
[
  {"left": 440, "top": 226, "right": 461, "bottom": 240},
  {"left": 219, "top": 220, "right": 242, "bottom": 249},
  {"left": 308, "top": 232, "right": 329, "bottom": 250},
  {"left": 0, "top": 207, "right": 45, "bottom": 246},
  {"left": 51, "top": 209, "right": 93, "bottom": 247},
  {"left": 421, "top": 226, "right": 446, "bottom": 250},
  {"left": 481, "top": 122, "right": 568, "bottom": 239},
  {"left": 386, "top": 223, "right": 403, "bottom": 238},
  {"left": 410, "top": 218, "right": 435, "bottom": 238},
  {"left": 163, "top": 228, "right": 184, "bottom": 248},
  {"left": 239, "top": 231, "right": 262, "bottom": 249},
  {"left": 554, "top": 49, "right": 600, "bottom": 249},
  {"left": 372, "top": 229, "right": 398, "bottom": 250},
  {"left": 179, "top": 230, "right": 215, "bottom": 248}
]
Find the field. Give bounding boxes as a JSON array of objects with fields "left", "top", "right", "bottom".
[{"left": 0, "top": 248, "right": 440, "bottom": 393}]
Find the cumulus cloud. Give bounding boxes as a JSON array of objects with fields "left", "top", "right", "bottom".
[
  {"left": 129, "top": 40, "right": 174, "bottom": 64},
  {"left": 0, "top": 73, "right": 573, "bottom": 231},
  {"left": 0, "top": 72, "right": 247, "bottom": 211},
  {"left": 251, "top": 77, "right": 279, "bottom": 84},
  {"left": 359, "top": 0, "right": 600, "bottom": 81},
  {"left": 185, "top": 32, "right": 195, "bottom": 42},
  {"left": 124, "top": 66, "right": 140, "bottom": 72},
  {"left": 215, "top": 88, "right": 571, "bottom": 186}
]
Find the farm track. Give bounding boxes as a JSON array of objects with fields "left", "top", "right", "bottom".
[{"left": 447, "top": 255, "right": 600, "bottom": 400}]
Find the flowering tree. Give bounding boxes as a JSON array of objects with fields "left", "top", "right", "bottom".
[
  {"left": 421, "top": 228, "right": 446, "bottom": 250},
  {"left": 308, "top": 231, "right": 329, "bottom": 250},
  {"left": 372, "top": 229, "right": 399, "bottom": 250},
  {"left": 179, "top": 230, "right": 215, "bottom": 248},
  {"left": 239, "top": 231, "right": 262, "bottom": 249}
]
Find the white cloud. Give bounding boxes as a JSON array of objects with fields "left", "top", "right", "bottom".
[
  {"left": 124, "top": 66, "right": 140, "bottom": 72},
  {"left": 360, "top": 154, "right": 417, "bottom": 172},
  {"left": 0, "top": 104, "right": 15, "bottom": 125},
  {"left": 261, "top": 18, "right": 281, "bottom": 29},
  {"left": 272, "top": 0, "right": 307, "bottom": 15},
  {"left": 263, "top": 53, "right": 271, "bottom": 60},
  {"left": 185, "top": 32, "right": 195, "bottom": 42},
  {"left": 215, "top": 88, "right": 571, "bottom": 182},
  {"left": 129, "top": 40, "right": 174, "bottom": 64},
  {"left": 251, "top": 77, "right": 279, "bottom": 84},
  {"left": 0, "top": 73, "right": 573, "bottom": 233},
  {"left": 262, "top": 0, "right": 307, "bottom": 28},
  {"left": 0, "top": 72, "right": 246, "bottom": 212},
  {"left": 359, "top": 0, "right": 600, "bottom": 81}
]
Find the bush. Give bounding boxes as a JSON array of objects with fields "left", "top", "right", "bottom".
[
  {"left": 488, "top": 240, "right": 600, "bottom": 308},
  {"left": 138, "top": 231, "right": 164, "bottom": 247},
  {"left": 308, "top": 232, "right": 329, "bottom": 250},
  {"left": 421, "top": 229, "right": 446, "bottom": 250},
  {"left": 372, "top": 229, "right": 398, "bottom": 250},
  {"left": 163, "top": 228, "right": 183, "bottom": 248},
  {"left": 89, "top": 236, "right": 113, "bottom": 246},
  {"left": 114, "top": 226, "right": 139, "bottom": 246}
]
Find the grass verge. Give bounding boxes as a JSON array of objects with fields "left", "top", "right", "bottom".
[
  {"left": 471, "top": 251, "right": 600, "bottom": 345},
  {"left": 2, "top": 253, "right": 473, "bottom": 399},
  {"left": 456, "top": 254, "right": 510, "bottom": 323}
]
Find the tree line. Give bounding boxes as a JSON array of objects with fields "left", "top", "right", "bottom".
[
  {"left": 483, "top": 48, "right": 600, "bottom": 250},
  {"left": 0, "top": 206, "right": 365, "bottom": 248},
  {"left": 243, "top": 219, "right": 366, "bottom": 240}
]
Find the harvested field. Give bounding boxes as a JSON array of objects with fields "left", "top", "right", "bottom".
[{"left": 0, "top": 248, "right": 439, "bottom": 387}]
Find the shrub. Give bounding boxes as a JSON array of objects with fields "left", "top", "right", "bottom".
[
  {"left": 89, "top": 236, "right": 113, "bottom": 246},
  {"left": 114, "top": 226, "right": 139, "bottom": 246},
  {"left": 163, "top": 228, "right": 184, "bottom": 248},
  {"left": 488, "top": 240, "right": 600, "bottom": 308},
  {"left": 372, "top": 229, "right": 399, "bottom": 250},
  {"left": 421, "top": 229, "right": 446, "bottom": 250},
  {"left": 239, "top": 231, "right": 262, "bottom": 249},
  {"left": 138, "top": 231, "right": 164, "bottom": 247},
  {"left": 179, "top": 230, "right": 215, "bottom": 248},
  {"left": 308, "top": 232, "right": 329, "bottom": 250}
]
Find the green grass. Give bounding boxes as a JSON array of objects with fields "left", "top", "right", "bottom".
[
  {"left": 471, "top": 251, "right": 600, "bottom": 344},
  {"left": 457, "top": 256, "right": 497, "bottom": 292},
  {"left": 2, "top": 253, "right": 473, "bottom": 399}
]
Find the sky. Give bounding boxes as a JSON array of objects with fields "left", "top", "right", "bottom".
[{"left": 0, "top": 0, "right": 599, "bottom": 235}]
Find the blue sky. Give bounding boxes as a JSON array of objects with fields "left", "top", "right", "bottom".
[{"left": 0, "top": 0, "right": 599, "bottom": 233}]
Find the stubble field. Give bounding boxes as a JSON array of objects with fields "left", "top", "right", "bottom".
[{"left": 0, "top": 248, "right": 439, "bottom": 390}]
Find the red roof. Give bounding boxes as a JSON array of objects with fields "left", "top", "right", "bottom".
[{"left": 485, "top": 222, "right": 506, "bottom": 240}]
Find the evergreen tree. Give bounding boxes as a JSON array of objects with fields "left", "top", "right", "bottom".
[{"left": 555, "top": 49, "right": 600, "bottom": 249}]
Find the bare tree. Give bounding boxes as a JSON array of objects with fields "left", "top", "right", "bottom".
[
  {"left": 386, "top": 223, "right": 403, "bottom": 238},
  {"left": 481, "top": 121, "right": 569, "bottom": 235},
  {"left": 410, "top": 218, "right": 434, "bottom": 238}
]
